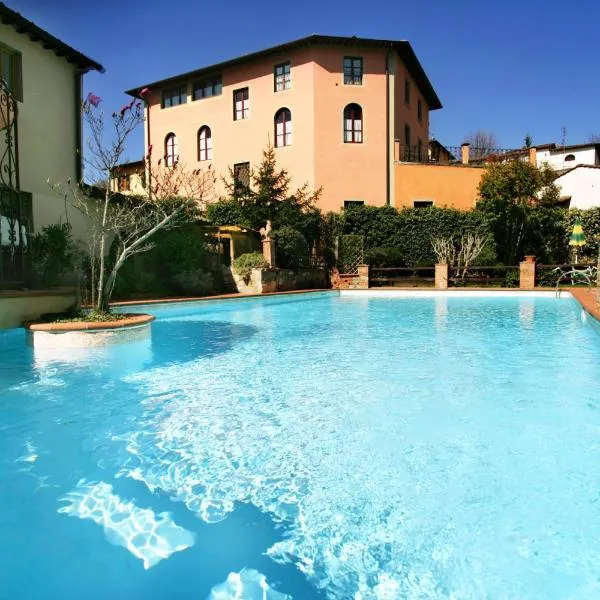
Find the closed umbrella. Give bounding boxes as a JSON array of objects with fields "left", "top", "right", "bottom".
[{"left": 569, "top": 216, "right": 586, "bottom": 264}]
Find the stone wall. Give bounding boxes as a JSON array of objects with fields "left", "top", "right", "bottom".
[
  {"left": 232, "top": 267, "right": 329, "bottom": 294},
  {"left": 331, "top": 265, "right": 369, "bottom": 290}
]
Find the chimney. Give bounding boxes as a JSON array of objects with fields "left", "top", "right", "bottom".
[
  {"left": 461, "top": 143, "right": 470, "bottom": 165},
  {"left": 528, "top": 146, "right": 537, "bottom": 166}
]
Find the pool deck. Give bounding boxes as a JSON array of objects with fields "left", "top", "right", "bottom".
[{"left": 570, "top": 288, "right": 600, "bottom": 322}]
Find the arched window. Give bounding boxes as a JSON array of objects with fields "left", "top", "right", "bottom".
[
  {"left": 198, "top": 126, "right": 212, "bottom": 161},
  {"left": 164, "top": 132, "right": 178, "bottom": 166},
  {"left": 275, "top": 108, "right": 292, "bottom": 147},
  {"left": 565, "top": 154, "right": 576, "bottom": 162},
  {"left": 344, "top": 103, "right": 362, "bottom": 143}
]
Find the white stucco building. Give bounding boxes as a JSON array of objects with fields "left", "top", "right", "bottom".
[
  {"left": 554, "top": 165, "right": 600, "bottom": 209},
  {"left": 534, "top": 143, "right": 600, "bottom": 172},
  {"left": 500, "top": 142, "right": 600, "bottom": 208}
]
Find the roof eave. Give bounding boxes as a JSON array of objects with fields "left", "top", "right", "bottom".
[
  {"left": 0, "top": 2, "right": 105, "bottom": 73},
  {"left": 125, "top": 34, "right": 442, "bottom": 110}
]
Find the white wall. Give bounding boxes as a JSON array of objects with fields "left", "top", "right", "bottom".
[
  {"left": 0, "top": 24, "right": 90, "bottom": 242},
  {"left": 556, "top": 167, "right": 600, "bottom": 209},
  {"left": 537, "top": 147, "right": 598, "bottom": 171}
]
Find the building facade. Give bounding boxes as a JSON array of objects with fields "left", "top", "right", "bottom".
[
  {"left": 0, "top": 3, "right": 103, "bottom": 231},
  {"left": 111, "top": 159, "right": 146, "bottom": 196},
  {"left": 127, "top": 35, "right": 441, "bottom": 213},
  {"left": 0, "top": 3, "right": 103, "bottom": 286},
  {"left": 554, "top": 165, "right": 600, "bottom": 209}
]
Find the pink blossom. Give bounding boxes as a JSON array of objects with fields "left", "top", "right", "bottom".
[
  {"left": 119, "top": 100, "right": 136, "bottom": 116},
  {"left": 139, "top": 87, "right": 151, "bottom": 98},
  {"left": 86, "top": 92, "right": 101, "bottom": 107}
]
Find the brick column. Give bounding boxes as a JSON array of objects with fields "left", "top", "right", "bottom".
[
  {"left": 519, "top": 256, "right": 536, "bottom": 289},
  {"left": 262, "top": 237, "right": 276, "bottom": 268},
  {"left": 356, "top": 264, "right": 369, "bottom": 289},
  {"left": 435, "top": 263, "right": 448, "bottom": 289},
  {"left": 461, "top": 143, "right": 470, "bottom": 165}
]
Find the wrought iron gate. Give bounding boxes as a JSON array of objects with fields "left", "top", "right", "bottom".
[{"left": 0, "top": 78, "right": 30, "bottom": 287}]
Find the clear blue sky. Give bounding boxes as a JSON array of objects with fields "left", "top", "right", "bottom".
[{"left": 10, "top": 0, "right": 600, "bottom": 160}]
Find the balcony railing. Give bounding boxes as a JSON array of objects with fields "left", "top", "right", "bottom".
[
  {"left": 0, "top": 78, "right": 19, "bottom": 189},
  {"left": 395, "top": 142, "right": 521, "bottom": 165}
]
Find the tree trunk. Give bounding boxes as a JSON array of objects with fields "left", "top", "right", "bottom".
[{"left": 96, "top": 184, "right": 111, "bottom": 311}]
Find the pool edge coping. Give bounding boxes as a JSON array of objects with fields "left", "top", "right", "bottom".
[{"left": 107, "top": 287, "right": 600, "bottom": 328}]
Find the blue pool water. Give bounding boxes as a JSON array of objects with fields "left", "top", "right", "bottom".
[{"left": 2, "top": 291, "right": 600, "bottom": 599}]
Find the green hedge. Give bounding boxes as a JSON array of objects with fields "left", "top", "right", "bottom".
[
  {"left": 208, "top": 201, "right": 600, "bottom": 270},
  {"left": 332, "top": 206, "right": 493, "bottom": 267},
  {"left": 112, "top": 225, "right": 227, "bottom": 299},
  {"left": 272, "top": 226, "right": 309, "bottom": 269},
  {"left": 330, "top": 205, "right": 600, "bottom": 267},
  {"left": 30, "top": 223, "right": 78, "bottom": 288}
]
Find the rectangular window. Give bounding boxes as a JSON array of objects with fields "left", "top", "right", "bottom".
[
  {"left": 233, "top": 87, "right": 249, "bottom": 120},
  {"left": 343, "top": 57, "right": 363, "bottom": 85},
  {"left": 193, "top": 75, "right": 222, "bottom": 100},
  {"left": 404, "top": 78, "right": 411, "bottom": 105},
  {"left": 118, "top": 175, "right": 130, "bottom": 192},
  {"left": 343, "top": 200, "right": 364, "bottom": 209},
  {"left": 274, "top": 62, "right": 291, "bottom": 92},
  {"left": 404, "top": 124, "right": 411, "bottom": 147},
  {"left": 162, "top": 85, "right": 187, "bottom": 108},
  {"left": 417, "top": 99, "right": 422, "bottom": 122},
  {"left": 413, "top": 200, "right": 433, "bottom": 208},
  {"left": 0, "top": 45, "right": 22, "bottom": 101},
  {"left": 417, "top": 139, "right": 423, "bottom": 161},
  {"left": 233, "top": 162, "right": 250, "bottom": 188}
]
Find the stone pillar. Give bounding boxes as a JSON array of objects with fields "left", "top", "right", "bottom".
[
  {"left": 435, "top": 263, "right": 449, "bottom": 289},
  {"left": 528, "top": 146, "right": 537, "bottom": 166},
  {"left": 356, "top": 264, "right": 369, "bottom": 289},
  {"left": 262, "top": 237, "right": 276, "bottom": 268},
  {"left": 519, "top": 256, "right": 536, "bottom": 289},
  {"left": 461, "top": 143, "right": 470, "bottom": 165}
]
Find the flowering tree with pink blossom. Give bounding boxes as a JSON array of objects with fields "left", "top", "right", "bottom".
[{"left": 56, "top": 91, "right": 215, "bottom": 313}]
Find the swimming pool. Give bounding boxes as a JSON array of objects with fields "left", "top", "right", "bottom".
[{"left": 2, "top": 291, "right": 600, "bottom": 599}]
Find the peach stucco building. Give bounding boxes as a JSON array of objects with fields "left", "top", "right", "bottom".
[{"left": 126, "top": 35, "right": 441, "bottom": 213}]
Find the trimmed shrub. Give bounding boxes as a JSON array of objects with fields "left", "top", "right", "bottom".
[
  {"left": 171, "top": 270, "right": 214, "bottom": 295},
  {"left": 233, "top": 252, "right": 267, "bottom": 283},
  {"left": 206, "top": 200, "right": 248, "bottom": 228},
  {"left": 331, "top": 206, "right": 492, "bottom": 267},
  {"left": 112, "top": 225, "right": 226, "bottom": 299},
  {"left": 272, "top": 226, "right": 309, "bottom": 269},
  {"left": 365, "top": 247, "right": 406, "bottom": 267},
  {"left": 30, "top": 223, "right": 78, "bottom": 288}
]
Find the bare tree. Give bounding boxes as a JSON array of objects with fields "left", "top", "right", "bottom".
[
  {"left": 54, "top": 92, "right": 215, "bottom": 313},
  {"left": 431, "top": 234, "right": 489, "bottom": 279},
  {"left": 456, "top": 233, "right": 488, "bottom": 278},
  {"left": 464, "top": 130, "right": 499, "bottom": 160},
  {"left": 431, "top": 237, "right": 456, "bottom": 265}
]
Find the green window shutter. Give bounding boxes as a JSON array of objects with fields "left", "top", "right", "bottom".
[{"left": 11, "top": 52, "right": 22, "bottom": 101}]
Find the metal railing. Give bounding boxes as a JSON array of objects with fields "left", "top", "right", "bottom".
[
  {"left": 536, "top": 263, "right": 598, "bottom": 288},
  {"left": 449, "top": 265, "right": 520, "bottom": 287},
  {"left": 0, "top": 78, "right": 31, "bottom": 289},
  {"left": 396, "top": 143, "right": 461, "bottom": 164},
  {"left": 395, "top": 142, "right": 521, "bottom": 165},
  {"left": 370, "top": 266, "right": 435, "bottom": 287}
]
